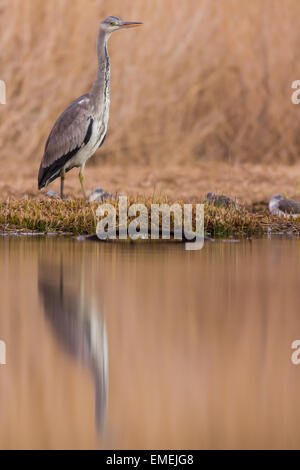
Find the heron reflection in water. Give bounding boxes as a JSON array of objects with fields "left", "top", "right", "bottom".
[{"left": 38, "top": 258, "right": 108, "bottom": 433}]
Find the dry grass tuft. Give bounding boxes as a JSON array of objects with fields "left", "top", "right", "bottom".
[
  {"left": 0, "top": 198, "right": 98, "bottom": 234},
  {"left": 204, "top": 204, "right": 263, "bottom": 238}
]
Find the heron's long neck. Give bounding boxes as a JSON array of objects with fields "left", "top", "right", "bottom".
[{"left": 90, "top": 30, "right": 110, "bottom": 112}]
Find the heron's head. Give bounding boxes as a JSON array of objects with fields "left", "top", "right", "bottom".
[{"left": 101, "top": 16, "right": 143, "bottom": 34}]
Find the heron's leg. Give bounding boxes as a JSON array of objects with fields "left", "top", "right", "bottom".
[
  {"left": 79, "top": 165, "right": 87, "bottom": 201},
  {"left": 60, "top": 168, "right": 66, "bottom": 199}
]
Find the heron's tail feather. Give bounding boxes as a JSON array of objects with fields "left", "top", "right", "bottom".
[{"left": 38, "top": 148, "right": 79, "bottom": 190}]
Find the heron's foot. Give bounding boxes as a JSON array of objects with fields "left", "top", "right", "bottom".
[{"left": 89, "top": 188, "right": 114, "bottom": 203}]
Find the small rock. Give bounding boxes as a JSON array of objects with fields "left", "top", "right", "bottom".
[
  {"left": 45, "top": 190, "right": 60, "bottom": 200},
  {"left": 89, "top": 188, "right": 114, "bottom": 203},
  {"left": 206, "top": 192, "right": 240, "bottom": 209}
]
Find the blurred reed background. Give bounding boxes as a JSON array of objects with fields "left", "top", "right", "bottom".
[{"left": 0, "top": 0, "right": 300, "bottom": 169}]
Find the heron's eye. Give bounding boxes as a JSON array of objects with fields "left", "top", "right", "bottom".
[{"left": 110, "top": 21, "right": 117, "bottom": 26}]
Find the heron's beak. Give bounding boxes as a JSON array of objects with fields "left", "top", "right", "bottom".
[{"left": 119, "top": 21, "right": 143, "bottom": 29}]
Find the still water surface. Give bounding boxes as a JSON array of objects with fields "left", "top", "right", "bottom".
[{"left": 0, "top": 236, "right": 300, "bottom": 449}]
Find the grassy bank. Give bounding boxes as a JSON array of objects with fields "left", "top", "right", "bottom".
[{"left": 0, "top": 196, "right": 298, "bottom": 239}]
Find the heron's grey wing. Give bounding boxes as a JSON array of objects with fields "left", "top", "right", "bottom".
[{"left": 38, "top": 95, "right": 93, "bottom": 188}]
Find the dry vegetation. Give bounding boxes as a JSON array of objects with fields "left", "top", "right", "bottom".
[
  {"left": 0, "top": 197, "right": 260, "bottom": 238},
  {"left": 1, "top": 0, "right": 300, "bottom": 216},
  {"left": 0, "top": 196, "right": 298, "bottom": 239},
  {"left": 1, "top": 0, "right": 300, "bottom": 166}
]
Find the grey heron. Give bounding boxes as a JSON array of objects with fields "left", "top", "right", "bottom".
[{"left": 38, "top": 16, "right": 142, "bottom": 200}]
